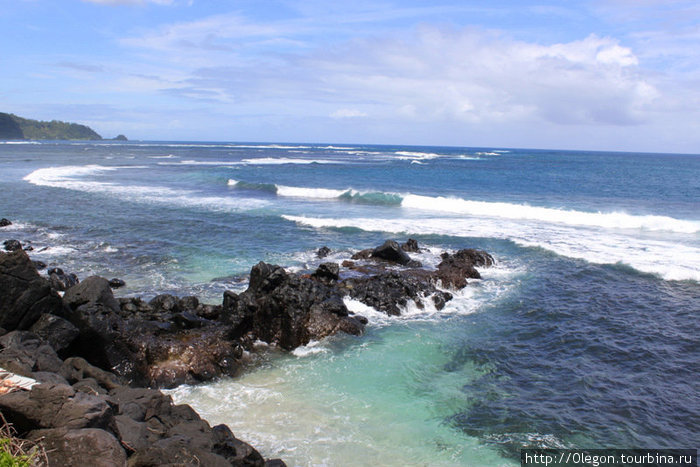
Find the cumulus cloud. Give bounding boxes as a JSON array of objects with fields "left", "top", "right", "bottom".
[
  {"left": 297, "top": 29, "right": 658, "bottom": 126},
  {"left": 121, "top": 18, "right": 659, "bottom": 127},
  {"left": 101, "top": 5, "right": 700, "bottom": 150}
]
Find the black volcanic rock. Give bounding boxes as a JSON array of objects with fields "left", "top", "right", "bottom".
[
  {"left": 62, "top": 277, "right": 243, "bottom": 388},
  {"left": 30, "top": 313, "right": 79, "bottom": 353},
  {"left": 28, "top": 428, "right": 127, "bottom": 467},
  {"left": 3, "top": 239, "right": 22, "bottom": 252},
  {"left": 435, "top": 248, "right": 494, "bottom": 289},
  {"left": 49, "top": 268, "right": 80, "bottom": 292},
  {"left": 312, "top": 262, "right": 340, "bottom": 282},
  {"left": 108, "top": 278, "right": 125, "bottom": 289},
  {"left": 351, "top": 240, "right": 422, "bottom": 268},
  {"left": 401, "top": 238, "right": 421, "bottom": 253},
  {"left": 0, "top": 235, "right": 495, "bottom": 467},
  {"left": 316, "top": 246, "right": 331, "bottom": 258},
  {"left": 339, "top": 270, "right": 449, "bottom": 316},
  {"left": 222, "top": 262, "right": 365, "bottom": 350},
  {"left": 371, "top": 240, "right": 412, "bottom": 265},
  {"left": 0, "top": 218, "right": 12, "bottom": 227},
  {"left": 0, "top": 250, "right": 64, "bottom": 331}
]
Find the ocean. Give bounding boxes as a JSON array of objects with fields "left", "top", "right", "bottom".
[{"left": 1, "top": 141, "right": 698, "bottom": 466}]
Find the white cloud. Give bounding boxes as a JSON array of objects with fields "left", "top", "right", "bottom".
[
  {"left": 101, "top": 7, "right": 700, "bottom": 149},
  {"left": 122, "top": 15, "right": 658, "bottom": 127},
  {"left": 296, "top": 29, "right": 657, "bottom": 126},
  {"left": 330, "top": 108, "right": 368, "bottom": 118}
]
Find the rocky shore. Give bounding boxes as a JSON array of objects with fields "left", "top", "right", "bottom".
[{"left": 0, "top": 220, "right": 493, "bottom": 466}]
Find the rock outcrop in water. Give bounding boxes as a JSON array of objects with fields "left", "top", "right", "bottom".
[{"left": 0, "top": 238, "right": 492, "bottom": 466}]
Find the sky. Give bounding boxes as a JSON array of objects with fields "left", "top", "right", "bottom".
[{"left": 1, "top": 0, "right": 699, "bottom": 152}]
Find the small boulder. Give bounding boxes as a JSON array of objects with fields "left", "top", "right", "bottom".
[
  {"left": 401, "top": 238, "right": 421, "bottom": 252},
  {"left": 3, "top": 239, "right": 22, "bottom": 252},
  {"left": 149, "top": 294, "right": 180, "bottom": 313},
  {"left": 49, "top": 269, "right": 80, "bottom": 292},
  {"left": 108, "top": 278, "right": 125, "bottom": 289},
  {"left": 30, "top": 314, "right": 80, "bottom": 353},
  {"left": 316, "top": 246, "right": 331, "bottom": 258},
  {"left": 435, "top": 249, "right": 494, "bottom": 289},
  {"left": 63, "top": 276, "right": 120, "bottom": 312},
  {"left": 0, "top": 383, "right": 115, "bottom": 433},
  {"left": 27, "top": 428, "right": 127, "bottom": 467},
  {"left": 371, "top": 240, "right": 412, "bottom": 265},
  {"left": 312, "top": 262, "right": 340, "bottom": 282},
  {"left": 0, "top": 218, "right": 11, "bottom": 227}
]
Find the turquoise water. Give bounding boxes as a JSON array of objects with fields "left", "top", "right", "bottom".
[{"left": 1, "top": 141, "right": 698, "bottom": 465}]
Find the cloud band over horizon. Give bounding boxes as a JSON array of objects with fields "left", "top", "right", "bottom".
[{"left": 1, "top": 0, "right": 698, "bottom": 152}]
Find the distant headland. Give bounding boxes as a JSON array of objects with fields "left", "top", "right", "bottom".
[{"left": 0, "top": 112, "right": 126, "bottom": 141}]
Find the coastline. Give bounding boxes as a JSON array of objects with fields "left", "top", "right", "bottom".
[{"left": 0, "top": 223, "right": 492, "bottom": 466}]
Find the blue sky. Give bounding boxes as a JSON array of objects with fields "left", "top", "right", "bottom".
[{"left": 1, "top": 0, "right": 699, "bottom": 152}]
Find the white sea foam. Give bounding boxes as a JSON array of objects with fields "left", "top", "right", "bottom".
[
  {"left": 157, "top": 160, "right": 239, "bottom": 166},
  {"left": 31, "top": 245, "right": 77, "bottom": 256},
  {"left": 277, "top": 185, "right": 347, "bottom": 198},
  {"left": 148, "top": 154, "right": 177, "bottom": 159},
  {"left": 321, "top": 145, "right": 354, "bottom": 150},
  {"left": 231, "top": 144, "right": 312, "bottom": 149},
  {"left": 228, "top": 179, "right": 402, "bottom": 205},
  {"left": 291, "top": 340, "right": 330, "bottom": 357},
  {"left": 284, "top": 215, "right": 700, "bottom": 282},
  {"left": 164, "top": 157, "right": 340, "bottom": 166},
  {"left": 402, "top": 195, "right": 700, "bottom": 234},
  {"left": 456, "top": 156, "right": 483, "bottom": 160},
  {"left": 241, "top": 157, "right": 338, "bottom": 165},
  {"left": 394, "top": 151, "right": 442, "bottom": 160},
  {"left": 24, "top": 165, "right": 268, "bottom": 212}
]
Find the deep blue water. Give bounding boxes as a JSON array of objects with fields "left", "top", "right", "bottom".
[{"left": 1, "top": 141, "right": 698, "bottom": 465}]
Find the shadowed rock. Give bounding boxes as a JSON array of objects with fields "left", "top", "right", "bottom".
[{"left": 0, "top": 250, "right": 64, "bottom": 331}]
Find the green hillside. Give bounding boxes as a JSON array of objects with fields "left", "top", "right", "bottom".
[{"left": 0, "top": 112, "right": 102, "bottom": 140}]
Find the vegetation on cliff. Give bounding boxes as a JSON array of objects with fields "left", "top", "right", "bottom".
[{"left": 0, "top": 112, "right": 102, "bottom": 141}]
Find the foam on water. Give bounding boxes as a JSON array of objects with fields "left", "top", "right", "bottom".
[
  {"left": 277, "top": 185, "right": 347, "bottom": 199},
  {"left": 291, "top": 340, "right": 330, "bottom": 358},
  {"left": 402, "top": 195, "right": 700, "bottom": 233},
  {"left": 24, "top": 165, "right": 268, "bottom": 212},
  {"left": 228, "top": 179, "right": 700, "bottom": 234},
  {"left": 283, "top": 215, "right": 700, "bottom": 282},
  {"left": 148, "top": 154, "right": 177, "bottom": 159},
  {"left": 241, "top": 157, "right": 338, "bottom": 165},
  {"left": 158, "top": 160, "right": 241, "bottom": 166},
  {"left": 228, "top": 179, "right": 403, "bottom": 205},
  {"left": 394, "top": 151, "right": 442, "bottom": 160}
]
